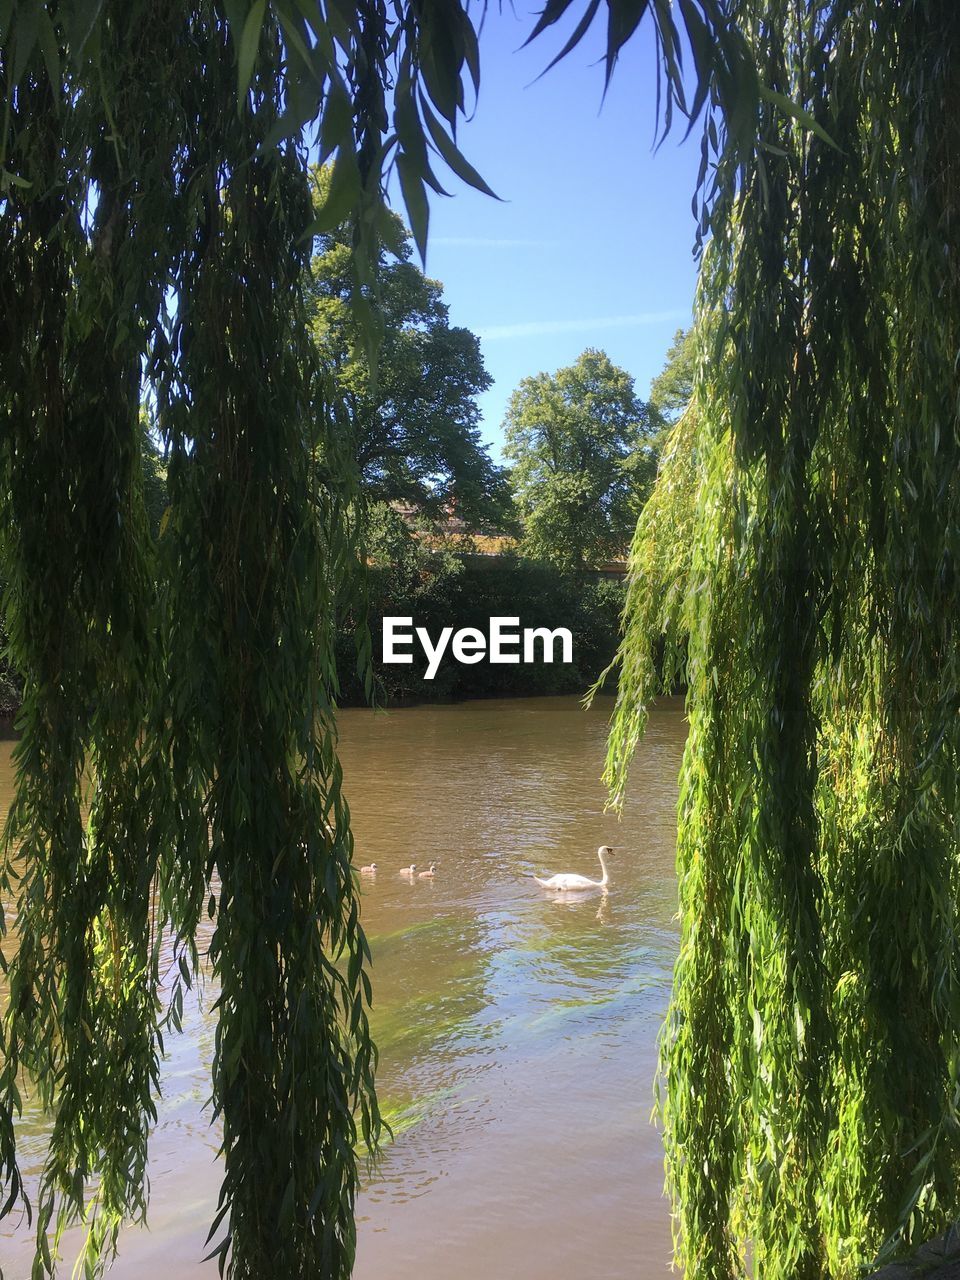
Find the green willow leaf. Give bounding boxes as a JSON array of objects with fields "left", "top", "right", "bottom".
[
  {"left": 36, "top": 6, "right": 60, "bottom": 97},
  {"left": 303, "top": 149, "right": 361, "bottom": 237},
  {"left": 419, "top": 93, "right": 501, "bottom": 199},
  {"left": 11, "top": 1, "right": 40, "bottom": 87},
  {"left": 758, "top": 83, "right": 841, "bottom": 151},
  {"left": 235, "top": 0, "right": 266, "bottom": 109},
  {"left": 522, "top": 0, "right": 580, "bottom": 47},
  {"left": 396, "top": 150, "right": 429, "bottom": 261}
]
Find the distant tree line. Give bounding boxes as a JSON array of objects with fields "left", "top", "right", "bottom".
[
  {"left": 337, "top": 502, "right": 628, "bottom": 702},
  {"left": 336, "top": 327, "right": 695, "bottom": 704}
]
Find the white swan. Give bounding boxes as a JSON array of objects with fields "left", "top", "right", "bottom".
[
  {"left": 399, "top": 863, "right": 417, "bottom": 877},
  {"left": 418, "top": 863, "right": 437, "bottom": 878},
  {"left": 534, "top": 846, "right": 617, "bottom": 891},
  {"left": 359, "top": 863, "right": 377, "bottom": 874}
]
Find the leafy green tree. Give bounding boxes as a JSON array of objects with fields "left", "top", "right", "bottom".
[
  {"left": 363, "top": 500, "right": 463, "bottom": 601},
  {"left": 503, "top": 348, "right": 654, "bottom": 569},
  {"left": 308, "top": 184, "right": 509, "bottom": 530},
  {"left": 648, "top": 326, "right": 696, "bottom": 433}
]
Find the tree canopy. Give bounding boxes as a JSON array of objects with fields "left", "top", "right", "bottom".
[
  {"left": 503, "top": 349, "right": 654, "bottom": 570},
  {"left": 307, "top": 178, "right": 509, "bottom": 530},
  {"left": 647, "top": 327, "right": 696, "bottom": 435}
]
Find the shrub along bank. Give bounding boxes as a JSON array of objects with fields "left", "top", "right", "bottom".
[{"left": 336, "top": 552, "right": 625, "bottom": 705}]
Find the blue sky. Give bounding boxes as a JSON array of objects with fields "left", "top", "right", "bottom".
[{"left": 401, "top": 9, "right": 704, "bottom": 461}]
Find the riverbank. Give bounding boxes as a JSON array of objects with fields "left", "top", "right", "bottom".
[
  {"left": 337, "top": 559, "right": 627, "bottom": 704},
  {"left": 0, "top": 559, "right": 627, "bottom": 720}
]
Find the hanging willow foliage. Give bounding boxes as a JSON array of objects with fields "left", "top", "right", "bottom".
[
  {"left": 606, "top": 2, "right": 960, "bottom": 1276},
  {"left": 0, "top": 1, "right": 499, "bottom": 1275}
]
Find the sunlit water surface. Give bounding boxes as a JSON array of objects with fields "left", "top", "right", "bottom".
[{"left": 0, "top": 695, "right": 685, "bottom": 1279}]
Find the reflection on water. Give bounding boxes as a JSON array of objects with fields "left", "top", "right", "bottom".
[{"left": 0, "top": 695, "right": 685, "bottom": 1279}]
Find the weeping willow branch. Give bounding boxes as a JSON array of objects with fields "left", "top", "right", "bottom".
[
  {"left": 1, "top": 0, "right": 534, "bottom": 1265},
  {"left": 608, "top": 2, "right": 960, "bottom": 1276},
  {"left": 154, "top": 23, "right": 381, "bottom": 1271},
  {"left": 0, "top": 2, "right": 400, "bottom": 1275},
  {"left": 0, "top": 9, "right": 186, "bottom": 1268}
]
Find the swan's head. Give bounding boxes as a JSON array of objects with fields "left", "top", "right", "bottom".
[{"left": 598, "top": 845, "right": 620, "bottom": 857}]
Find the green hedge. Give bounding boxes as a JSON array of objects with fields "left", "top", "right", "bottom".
[{"left": 336, "top": 555, "right": 625, "bottom": 704}]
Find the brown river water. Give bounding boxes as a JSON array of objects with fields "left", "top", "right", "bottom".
[{"left": 0, "top": 695, "right": 686, "bottom": 1279}]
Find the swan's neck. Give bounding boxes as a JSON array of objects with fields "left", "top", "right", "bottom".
[{"left": 597, "top": 850, "right": 609, "bottom": 886}]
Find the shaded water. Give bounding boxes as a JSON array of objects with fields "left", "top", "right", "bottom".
[{"left": 0, "top": 695, "right": 686, "bottom": 1278}]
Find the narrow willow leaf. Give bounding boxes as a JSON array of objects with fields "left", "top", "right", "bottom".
[
  {"left": 236, "top": 0, "right": 267, "bottom": 109},
  {"left": 396, "top": 151, "right": 429, "bottom": 261},
  {"left": 522, "top": 0, "right": 579, "bottom": 47},
  {"left": 535, "top": 0, "right": 602, "bottom": 78},
  {"left": 11, "top": 0, "right": 40, "bottom": 87},
  {"left": 758, "top": 83, "right": 840, "bottom": 151},
  {"left": 419, "top": 94, "right": 500, "bottom": 198},
  {"left": 303, "top": 149, "right": 361, "bottom": 237},
  {"left": 36, "top": 5, "right": 60, "bottom": 97}
]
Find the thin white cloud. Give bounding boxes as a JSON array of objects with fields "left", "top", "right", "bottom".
[
  {"left": 476, "top": 309, "right": 689, "bottom": 341},
  {"left": 431, "top": 235, "right": 558, "bottom": 248}
]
